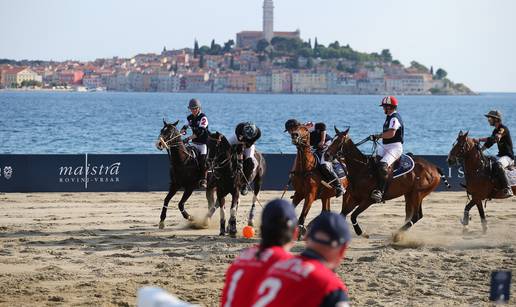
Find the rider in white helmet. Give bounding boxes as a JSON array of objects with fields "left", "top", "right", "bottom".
[{"left": 228, "top": 122, "right": 261, "bottom": 195}]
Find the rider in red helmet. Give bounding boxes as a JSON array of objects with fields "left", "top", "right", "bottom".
[{"left": 369, "top": 96, "right": 404, "bottom": 203}]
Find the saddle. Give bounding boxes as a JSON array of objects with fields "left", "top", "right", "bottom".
[
  {"left": 313, "top": 152, "right": 347, "bottom": 179},
  {"left": 184, "top": 144, "right": 198, "bottom": 161},
  {"left": 391, "top": 154, "right": 415, "bottom": 179}
]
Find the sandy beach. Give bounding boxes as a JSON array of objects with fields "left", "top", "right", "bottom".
[{"left": 0, "top": 191, "right": 515, "bottom": 306}]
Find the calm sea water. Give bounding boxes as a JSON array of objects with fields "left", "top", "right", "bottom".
[{"left": 0, "top": 91, "right": 514, "bottom": 155}]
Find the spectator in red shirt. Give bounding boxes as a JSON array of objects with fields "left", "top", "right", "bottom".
[
  {"left": 220, "top": 199, "right": 298, "bottom": 307},
  {"left": 251, "top": 212, "right": 352, "bottom": 307}
]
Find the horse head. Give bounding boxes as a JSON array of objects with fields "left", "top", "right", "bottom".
[
  {"left": 156, "top": 119, "right": 181, "bottom": 150},
  {"left": 290, "top": 125, "right": 311, "bottom": 147},
  {"left": 207, "top": 132, "right": 232, "bottom": 167},
  {"left": 447, "top": 130, "right": 474, "bottom": 166},
  {"left": 325, "top": 126, "right": 351, "bottom": 161}
]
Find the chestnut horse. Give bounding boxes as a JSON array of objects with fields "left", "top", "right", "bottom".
[
  {"left": 447, "top": 131, "right": 516, "bottom": 233},
  {"left": 325, "top": 127, "right": 448, "bottom": 238},
  {"left": 290, "top": 125, "right": 349, "bottom": 236}
]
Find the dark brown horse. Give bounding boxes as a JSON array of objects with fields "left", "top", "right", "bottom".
[
  {"left": 289, "top": 125, "right": 349, "bottom": 236},
  {"left": 203, "top": 132, "right": 266, "bottom": 237},
  {"left": 325, "top": 127, "right": 448, "bottom": 238},
  {"left": 447, "top": 130, "right": 516, "bottom": 233},
  {"left": 156, "top": 120, "right": 212, "bottom": 229}
]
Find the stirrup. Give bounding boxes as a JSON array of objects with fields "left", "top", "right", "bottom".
[
  {"left": 199, "top": 179, "right": 207, "bottom": 188},
  {"left": 501, "top": 187, "right": 513, "bottom": 198},
  {"left": 240, "top": 185, "right": 249, "bottom": 196},
  {"left": 370, "top": 189, "right": 383, "bottom": 203}
]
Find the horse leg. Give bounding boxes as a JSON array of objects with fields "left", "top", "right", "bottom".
[
  {"left": 297, "top": 191, "right": 317, "bottom": 239},
  {"left": 204, "top": 188, "right": 218, "bottom": 226},
  {"left": 340, "top": 193, "right": 357, "bottom": 219},
  {"left": 177, "top": 187, "right": 194, "bottom": 220},
  {"left": 476, "top": 200, "right": 488, "bottom": 234},
  {"left": 228, "top": 193, "right": 239, "bottom": 238},
  {"left": 461, "top": 200, "right": 475, "bottom": 226},
  {"left": 350, "top": 201, "right": 372, "bottom": 238},
  {"left": 322, "top": 198, "right": 331, "bottom": 212},
  {"left": 248, "top": 176, "right": 262, "bottom": 227},
  {"left": 219, "top": 197, "right": 226, "bottom": 236},
  {"left": 159, "top": 184, "right": 179, "bottom": 229},
  {"left": 398, "top": 193, "right": 418, "bottom": 233}
]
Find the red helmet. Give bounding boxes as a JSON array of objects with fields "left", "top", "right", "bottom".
[{"left": 380, "top": 96, "right": 398, "bottom": 107}]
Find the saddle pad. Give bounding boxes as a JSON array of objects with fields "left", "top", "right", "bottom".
[
  {"left": 393, "top": 154, "right": 415, "bottom": 179},
  {"left": 507, "top": 168, "right": 516, "bottom": 187},
  {"left": 332, "top": 161, "right": 347, "bottom": 179},
  {"left": 185, "top": 145, "right": 198, "bottom": 159}
]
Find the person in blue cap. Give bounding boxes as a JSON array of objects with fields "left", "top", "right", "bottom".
[
  {"left": 252, "top": 212, "right": 351, "bottom": 307},
  {"left": 221, "top": 199, "right": 298, "bottom": 307}
]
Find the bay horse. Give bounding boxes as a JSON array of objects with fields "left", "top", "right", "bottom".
[
  {"left": 447, "top": 130, "right": 516, "bottom": 233},
  {"left": 325, "top": 127, "right": 448, "bottom": 238},
  {"left": 204, "top": 132, "right": 266, "bottom": 237},
  {"left": 156, "top": 120, "right": 211, "bottom": 229},
  {"left": 289, "top": 125, "right": 349, "bottom": 236}
]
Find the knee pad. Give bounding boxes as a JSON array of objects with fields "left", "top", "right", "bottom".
[{"left": 378, "top": 162, "right": 389, "bottom": 176}]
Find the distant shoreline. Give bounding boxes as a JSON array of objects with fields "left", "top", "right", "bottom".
[{"left": 0, "top": 88, "right": 483, "bottom": 96}]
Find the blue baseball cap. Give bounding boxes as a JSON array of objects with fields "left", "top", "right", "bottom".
[
  {"left": 308, "top": 212, "right": 351, "bottom": 247},
  {"left": 261, "top": 199, "right": 297, "bottom": 230}
]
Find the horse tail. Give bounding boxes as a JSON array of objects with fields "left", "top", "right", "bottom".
[{"left": 437, "top": 167, "right": 451, "bottom": 189}]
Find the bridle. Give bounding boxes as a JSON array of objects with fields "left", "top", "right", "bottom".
[
  {"left": 206, "top": 135, "right": 233, "bottom": 180},
  {"left": 450, "top": 137, "right": 488, "bottom": 172},
  {"left": 159, "top": 125, "right": 194, "bottom": 160},
  {"left": 329, "top": 135, "right": 370, "bottom": 166}
]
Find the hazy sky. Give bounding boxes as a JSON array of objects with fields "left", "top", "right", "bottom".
[{"left": 1, "top": 0, "right": 515, "bottom": 92}]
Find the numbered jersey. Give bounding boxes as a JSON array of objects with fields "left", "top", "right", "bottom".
[
  {"left": 221, "top": 246, "right": 292, "bottom": 307},
  {"left": 251, "top": 250, "right": 350, "bottom": 307}
]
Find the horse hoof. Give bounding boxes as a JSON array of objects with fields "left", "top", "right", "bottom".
[
  {"left": 219, "top": 232, "right": 226, "bottom": 236},
  {"left": 158, "top": 221, "right": 165, "bottom": 229},
  {"left": 361, "top": 233, "right": 370, "bottom": 239},
  {"left": 297, "top": 225, "right": 307, "bottom": 240},
  {"left": 392, "top": 232, "right": 404, "bottom": 243},
  {"left": 247, "top": 220, "right": 254, "bottom": 227},
  {"left": 481, "top": 224, "right": 488, "bottom": 235}
]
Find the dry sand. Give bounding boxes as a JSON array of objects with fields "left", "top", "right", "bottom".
[{"left": 0, "top": 191, "right": 515, "bottom": 306}]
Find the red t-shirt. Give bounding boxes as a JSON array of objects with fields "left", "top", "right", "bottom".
[
  {"left": 250, "top": 249, "right": 350, "bottom": 307},
  {"left": 221, "top": 245, "right": 292, "bottom": 307}
]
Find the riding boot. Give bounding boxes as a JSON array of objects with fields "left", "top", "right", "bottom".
[
  {"left": 198, "top": 154, "right": 207, "bottom": 188},
  {"left": 240, "top": 158, "right": 254, "bottom": 196},
  {"left": 494, "top": 162, "right": 513, "bottom": 198},
  {"left": 371, "top": 162, "right": 389, "bottom": 203},
  {"left": 320, "top": 163, "right": 344, "bottom": 198}
]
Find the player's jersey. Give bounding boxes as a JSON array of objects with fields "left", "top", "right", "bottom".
[
  {"left": 250, "top": 249, "right": 350, "bottom": 307},
  {"left": 221, "top": 245, "right": 292, "bottom": 307},
  {"left": 186, "top": 112, "right": 209, "bottom": 144}
]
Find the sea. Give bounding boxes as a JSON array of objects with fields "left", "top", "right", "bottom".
[{"left": 0, "top": 91, "right": 514, "bottom": 155}]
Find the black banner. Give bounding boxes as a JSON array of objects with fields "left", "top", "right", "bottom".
[{"left": 0, "top": 154, "right": 463, "bottom": 192}]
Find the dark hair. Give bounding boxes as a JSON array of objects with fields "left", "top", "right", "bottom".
[{"left": 255, "top": 217, "right": 296, "bottom": 258}]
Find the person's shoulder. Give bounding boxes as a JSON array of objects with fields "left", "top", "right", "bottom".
[
  {"left": 267, "top": 246, "right": 292, "bottom": 262},
  {"left": 199, "top": 112, "right": 207, "bottom": 118}
]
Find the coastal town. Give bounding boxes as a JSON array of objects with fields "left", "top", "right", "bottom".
[{"left": 0, "top": 0, "right": 473, "bottom": 95}]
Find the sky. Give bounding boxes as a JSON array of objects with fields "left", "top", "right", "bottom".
[{"left": 1, "top": 0, "right": 515, "bottom": 92}]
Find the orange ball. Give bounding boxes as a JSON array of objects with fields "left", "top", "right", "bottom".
[{"left": 242, "top": 226, "right": 255, "bottom": 238}]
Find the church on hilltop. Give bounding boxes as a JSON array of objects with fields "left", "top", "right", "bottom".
[{"left": 236, "top": 0, "right": 300, "bottom": 49}]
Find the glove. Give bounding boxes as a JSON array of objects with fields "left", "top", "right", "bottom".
[
  {"left": 370, "top": 133, "right": 382, "bottom": 141},
  {"left": 236, "top": 161, "right": 243, "bottom": 171}
]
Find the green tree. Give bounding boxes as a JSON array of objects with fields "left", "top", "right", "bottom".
[
  {"left": 308, "top": 38, "right": 312, "bottom": 49},
  {"left": 380, "top": 49, "right": 392, "bottom": 62},
  {"left": 435, "top": 68, "right": 448, "bottom": 79},
  {"left": 392, "top": 60, "right": 401, "bottom": 65},
  {"left": 256, "top": 39, "right": 270, "bottom": 52},
  {"left": 410, "top": 61, "right": 429, "bottom": 73},
  {"left": 223, "top": 40, "right": 235, "bottom": 53},
  {"left": 194, "top": 40, "right": 200, "bottom": 59},
  {"left": 328, "top": 41, "right": 340, "bottom": 49},
  {"left": 199, "top": 54, "right": 205, "bottom": 68},
  {"left": 306, "top": 57, "right": 314, "bottom": 69},
  {"left": 336, "top": 61, "right": 345, "bottom": 71}
]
